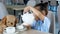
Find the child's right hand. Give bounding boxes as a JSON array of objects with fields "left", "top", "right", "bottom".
[{"left": 23, "top": 6, "right": 31, "bottom": 13}]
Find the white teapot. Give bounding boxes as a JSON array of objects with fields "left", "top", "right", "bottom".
[{"left": 21, "top": 12, "right": 35, "bottom": 25}]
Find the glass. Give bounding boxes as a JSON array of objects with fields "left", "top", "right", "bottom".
[
  {"left": 16, "top": 23, "right": 27, "bottom": 31},
  {"left": 16, "top": 11, "right": 23, "bottom": 25}
]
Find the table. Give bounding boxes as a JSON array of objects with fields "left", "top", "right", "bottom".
[
  {"left": 6, "top": 5, "right": 26, "bottom": 15},
  {"left": 17, "top": 29, "right": 52, "bottom": 34},
  {"left": 3, "top": 29, "right": 52, "bottom": 34}
]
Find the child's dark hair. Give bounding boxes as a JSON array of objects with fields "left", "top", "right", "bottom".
[{"left": 34, "top": 2, "right": 48, "bottom": 15}]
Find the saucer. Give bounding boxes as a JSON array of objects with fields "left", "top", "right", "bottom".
[
  {"left": 3, "top": 31, "right": 18, "bottom": 34},
  {"left": 17, "top": 27, "right": 27, "bottom": 31}
]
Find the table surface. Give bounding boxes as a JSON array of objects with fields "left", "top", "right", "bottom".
[
  {"left": 17, "top": 29, "right": 52, "bottom": 34},
  {"left": 3, "top": 29, "right": 52, "bottom": 34},
  {"left": 6, "top": 5, "right": 26, "bottom": 10}
]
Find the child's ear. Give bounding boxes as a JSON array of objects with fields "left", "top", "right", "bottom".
[{"left": 2, "top": 16, "right": 7, "bottom": 25}]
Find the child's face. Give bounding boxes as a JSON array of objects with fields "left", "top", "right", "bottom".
[{"left": 34, "top": 6, "right": 46, "bottom": 20}]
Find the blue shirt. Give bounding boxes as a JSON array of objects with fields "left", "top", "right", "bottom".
[{"left": 31, "top": 17, "right": 51, "bottom": 32}]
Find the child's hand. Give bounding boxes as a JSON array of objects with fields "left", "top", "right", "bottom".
[{"left": 24, "top": 6, "right": 31, "bottom": 13}]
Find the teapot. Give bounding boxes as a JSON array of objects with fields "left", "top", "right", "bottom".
[{"left": 21, "top": 12, "right": 35, "bottom": 25}]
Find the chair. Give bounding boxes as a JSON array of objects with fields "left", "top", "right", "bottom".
[
  {"left": 0, "top": 2, "right": 8, "bottom": 19},
  {"left": 27, "top": 0, "right": 36, "bottom": 7},
  {"left": 57, "top": 5, "right": 60, "bottom": 34},
  {"left": 47, "top": 11, "right": 55, "bottom": 34}
]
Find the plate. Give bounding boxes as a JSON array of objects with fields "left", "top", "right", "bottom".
[{"left": 3, "top": 31, "right": 18, "bottom": 34}]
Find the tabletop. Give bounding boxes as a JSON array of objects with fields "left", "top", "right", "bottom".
[
  {"left": 3, "top": 29, "right": 52, "bottom": 34},
  {"left": 17, "top": 29, "right": 52, "bottom": 34}
]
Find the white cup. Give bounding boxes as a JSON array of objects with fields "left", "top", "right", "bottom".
[
  {"left": 16, "top": 25, "right": 24, "bottom": 30},
  {"left": 5, "top": 27, "right": 15, "bottom": 33}
]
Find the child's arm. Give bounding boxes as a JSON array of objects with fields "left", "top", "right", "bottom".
[
  {"left": 24, "top": 6, "right": 45, "bottom": 21},
  {"left": 30, "top": 6, "right": 45, "bottom": 21}
]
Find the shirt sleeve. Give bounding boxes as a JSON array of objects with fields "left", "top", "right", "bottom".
[{"left": 41, "top": 17, "right": 51, "bottom": 32}]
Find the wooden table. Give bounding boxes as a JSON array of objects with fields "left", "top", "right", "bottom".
[
  {"left": 3, "top": 29, "right": 52, "bottom": 34},
  {"left": 6, "top": 5, "right": 26, "bottom": 15},
  {"left": 17, "top": 29, "right": 52, "bottom": 34}
]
